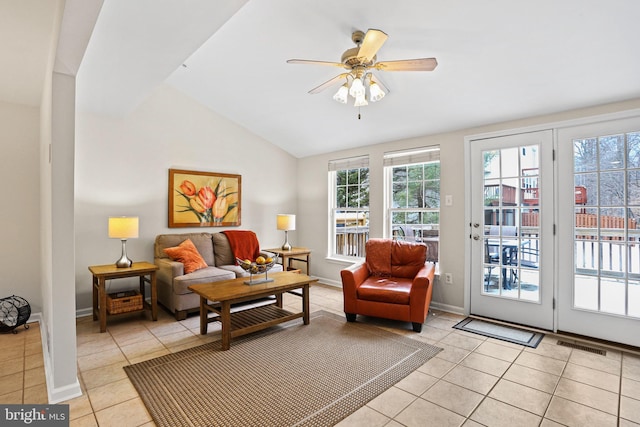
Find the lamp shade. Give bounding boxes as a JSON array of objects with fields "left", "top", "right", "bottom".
[
  {"left": 276, "top": 214, "right": 296, "bottom": 231},
  {"left": 349, "top": 78, "right": 365, "bottom": 98},
  {"left": 353, "top": 95, "right": 368, "bottom": 107},
  {"left": 108, "top": 217, "right": 139, "bottom": 239},
  {"left": 369, "top": 82, "right": 385, "bottom": 102},
  {"left": 333, "top": 84, "right": 349, "bottom": 104}
]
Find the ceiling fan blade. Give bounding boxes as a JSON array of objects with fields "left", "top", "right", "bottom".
[
  {"left": 308, "top": 73, "right": 350, "bottom": 94},
  {"left": 357, "top": 29, "right": 388, "bottom": 62},
  {"left": 374, "top": 58, "right": 438, "bottom": 72},
  {"left": 287, "top": 59, "right": 345, "bottom": 68}
]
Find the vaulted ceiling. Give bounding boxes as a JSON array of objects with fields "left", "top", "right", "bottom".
[{"left": 4, "top": 1, "right": 640, "bottom": 158}]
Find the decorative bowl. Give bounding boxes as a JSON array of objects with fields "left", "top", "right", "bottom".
[{"left": 236, "top": 254, "right": 277, "bottom": 275}]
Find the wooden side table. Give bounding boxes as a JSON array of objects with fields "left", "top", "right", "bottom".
[
  {"left": 265, "top": 247, "right": 311, "bottom": 275},
  {"left": 89, "top": 262, "right": 158, "bottom": 333}
]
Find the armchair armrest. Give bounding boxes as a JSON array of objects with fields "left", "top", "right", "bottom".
[
  {"left": 341, "top": 262, "right": 369, "bottom": 289},
  {"left": 340, "top": 262, "right": 369, "bottom": 313},
  {"left": 155, "top": 258, "right": 184, "bottom": 284},
  {"left": 411, "top": 263, "right": 435, "bottom": 290},
  {"left": 409, "top": 263, "right": 436, "bottom": 324}
]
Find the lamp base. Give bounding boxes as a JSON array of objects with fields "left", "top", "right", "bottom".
[
  {"left": 115, "top": 240, "right": 133, "bottom": 268},
  {"left": 115, "top": 257, "right": 133, "bottom": 268},
  {"left": 281, "top": 231, "right": 292, "bottom": 251}
]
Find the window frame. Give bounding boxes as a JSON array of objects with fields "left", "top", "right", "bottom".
[
  {"left": 328, "top": 156, "right": 370, "bottom": 260},
  {"left": 383, "top": 147, "right": 441, "bottom": 263}
]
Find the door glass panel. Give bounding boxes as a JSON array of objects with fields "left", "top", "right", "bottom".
[
  {"left": 573, "top": 131, "right": 640, "bottom": 316},
  {"left": 575, "top": 138, "right": 598, "bottom": 172},
  {"left": 600, "top": 277, "right": 625, "bottom": 315},
  {"left": 482, "top": 144, "right": 540, "bottom": 301},
  {"left": 629, "top": 281, "right": 640, "bottom": 318},
  {"left": 574, "top": 274, "right": 598, "bottom": 310},
  {"left": 628, "top": 132, "right": 640, "bottom": 168}
]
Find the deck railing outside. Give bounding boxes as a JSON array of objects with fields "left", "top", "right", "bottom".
[{"left": 335, "top": 225, "right": 439, "bottom": 262}]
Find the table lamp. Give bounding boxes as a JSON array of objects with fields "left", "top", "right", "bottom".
[
  {"left": 277, "top": 214, "right": 295, "bottom": 251},
  {"left": 108, "top": 216, "right": 139, "bottom": 268}
]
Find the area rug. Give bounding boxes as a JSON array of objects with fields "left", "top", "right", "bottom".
[
  {"left": 453, "top": 317, "right": 544, "bottom": 348},
  {"left": 124, "top": 310, "right": 442, "bottom": 427}
]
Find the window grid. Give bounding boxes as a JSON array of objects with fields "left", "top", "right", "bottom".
[
  {"left": 386, "top": 159, "right": 440, "bottom": 263},
  {"left": 573, "top": 131, "right": 640, "bottom": 318},
  {"left": 331, "top": 166, "right": 370, "bottom": 258}
]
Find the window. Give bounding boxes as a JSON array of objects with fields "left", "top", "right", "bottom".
[
  {"left": 573, "top": 131, "right": 640, "bottom": 316},
  {"left": 329, "top": 156, "right": 369, "bottom": 258},
  {"left": 384, "top": 147, "right": 440, "bottom": 263}
]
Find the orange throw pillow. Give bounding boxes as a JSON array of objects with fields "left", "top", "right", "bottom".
[{"left": 163, "top": 239, "right": 208, "bottom": 274}]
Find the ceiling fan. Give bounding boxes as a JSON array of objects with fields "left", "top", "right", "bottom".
[{"left": 287, "top": 28, "right": 438, "bottom": 110}]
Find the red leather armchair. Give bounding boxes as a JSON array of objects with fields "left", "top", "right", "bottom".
[{"left": 340, "top": 238, "right": 435, "bottom": 332}]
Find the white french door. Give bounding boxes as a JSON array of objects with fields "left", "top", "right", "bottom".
[
  {"left": 557, "top": 117, "right": 640, "bottom": 347},
  {"left": 469, "top": 131, "right": 554, "bottom": 330}
]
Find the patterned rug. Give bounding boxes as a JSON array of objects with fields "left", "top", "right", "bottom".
[{"left": 124, "top": 310, "right": 442, "bottom": 427}]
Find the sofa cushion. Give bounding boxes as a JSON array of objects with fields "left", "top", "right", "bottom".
[
  {"left": 155, "top": 233, "right": 215, "bottom": 266},
  {"left": 163, "top": 238, "right": 208, "bottom": 274},
  {"left": 357, "top": 276, "right": 412, "bottom": 304},
  {"left": 219, "top": 264, "right": 248, "bottom": 277},
  {"left": 212, "top": 232, "right": 235, "bottom": 266},
  {"left": 172, "top": 267, "right": 236, "bottom": 295}
]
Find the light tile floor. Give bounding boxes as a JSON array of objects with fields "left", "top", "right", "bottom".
[{"left": 2, "top": 283, "right": 640, "bottom": 426}]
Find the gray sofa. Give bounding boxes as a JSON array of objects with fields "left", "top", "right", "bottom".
[{"left": 154, "top": 232, "right": 283, "bottom": 320}]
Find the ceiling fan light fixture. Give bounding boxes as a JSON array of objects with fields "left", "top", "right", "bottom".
[
  {"left": 287, "top": 28, "right": 438, "bottom": 116},
  {"left": 349, "top": 77, "right": 365, "bottom": 98},
  {"left": 354, "top": 94, "right": 368, "bottom": 107},
  {"left": 333, "top": 84, "right": 348, "bottom": 104},
  {"left": 369, "top": 81, "right": 385, "bottom": 102}
]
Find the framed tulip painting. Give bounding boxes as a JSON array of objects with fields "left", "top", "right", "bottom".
[{"left": 169, "top": 169, "right": 241, "bottom": 227}]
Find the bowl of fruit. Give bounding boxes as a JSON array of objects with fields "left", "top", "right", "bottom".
[{"left": 236, "top": 254, "right": 277, "bottom": 284}]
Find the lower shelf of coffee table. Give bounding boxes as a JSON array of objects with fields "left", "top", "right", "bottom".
[{"left": 207, "top": 303, "right": 303, "bottom": 338}]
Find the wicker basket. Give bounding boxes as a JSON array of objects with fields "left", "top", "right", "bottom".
[{"left": 107, "top": 290, "right": 143, "bottom": 314}]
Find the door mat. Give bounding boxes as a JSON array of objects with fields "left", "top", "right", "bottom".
[
  {"left": 453, "top": 317, "right": 544, "bottom": 348},
  {"left": 124, "top": 310, "right": 442, "bottom": 427}
]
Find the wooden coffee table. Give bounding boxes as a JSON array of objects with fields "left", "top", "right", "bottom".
[{"left": 188, "top": 271, "right": 318, "bottom": 350}]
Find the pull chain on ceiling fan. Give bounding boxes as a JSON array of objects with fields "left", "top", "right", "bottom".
[{"left": 287, "top": 28, "right": 438, "bottom": 116}]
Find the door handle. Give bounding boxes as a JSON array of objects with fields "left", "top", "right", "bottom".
[
  {"left": 473, "top": 234, "right": 480, "bottom": 240},
  {"left": 473, "top": 223, "right": 480, "bottom": 228}
]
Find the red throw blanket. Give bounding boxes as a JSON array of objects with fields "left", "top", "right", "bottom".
[{"left": 222, "top": 230, "right": 261, "bottom": 263}]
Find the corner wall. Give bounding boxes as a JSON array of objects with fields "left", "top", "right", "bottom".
[
  {"left": 0, "top": 101, "right": 42, "bottom": 310},
  {"left": 74, "top": 84, "right": 298, "bottom": 310}
]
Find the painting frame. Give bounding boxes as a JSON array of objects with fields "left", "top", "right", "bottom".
[{"left": 168, "top": 168, "right": 241, "bottom": 228}]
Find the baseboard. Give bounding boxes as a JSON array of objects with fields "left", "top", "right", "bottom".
[
  {"left": 33, "top": 312, "right": 83, "bottom": 404},
  {"left": 314, "top": 276, "right": 341, "bottom": 288},
  {"left": 429, "top": 301, "right": 465, "bottom": 315},
  {"left": 76, "top": 307, "right": 92, "bottom": 318},
  {"left": 48, "top": 379, "right": 83, "bottom": 404}
]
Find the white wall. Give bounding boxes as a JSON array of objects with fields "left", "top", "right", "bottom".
[
  {"left": 0, "top": 101, "right": 42, "bottom": 311},
  {"left": 48, "top": 71, "right": 81, "bottom": 402},
  {"left": 298, "top": 98, "right": 640, "bottom": 312},
  {"left": 74, "top": 84, "right": 298, "bottom": 310}
]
